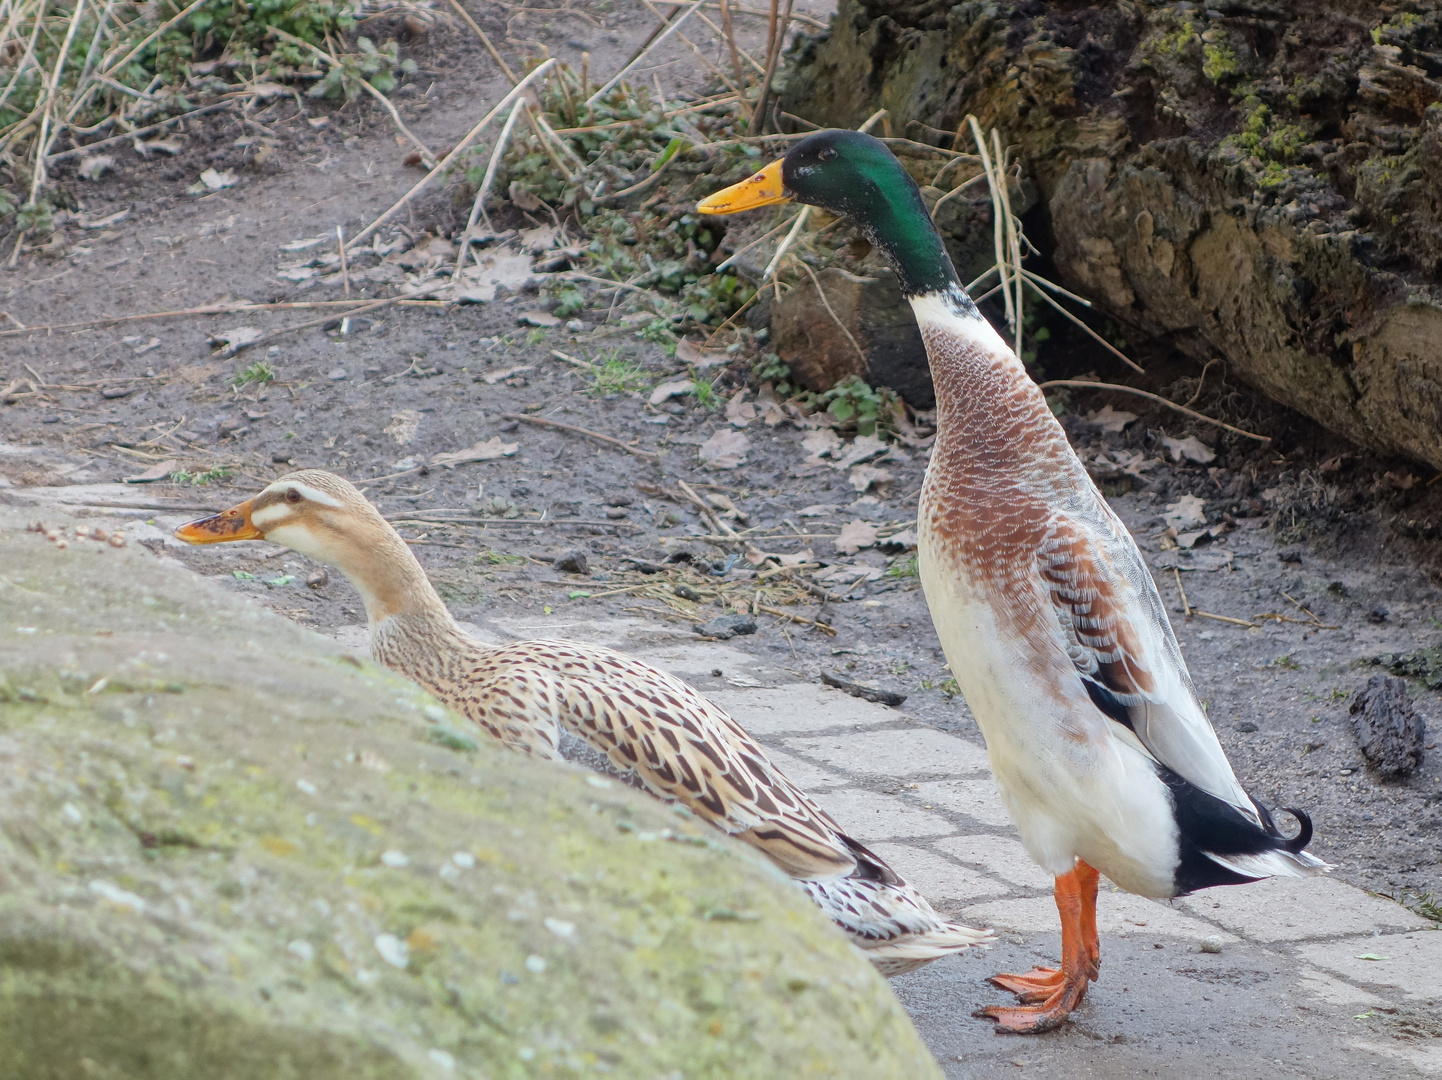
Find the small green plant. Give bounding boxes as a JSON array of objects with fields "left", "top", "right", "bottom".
[
  {"left": 1403, "top": 891, "right": 1442, "bottom": 923},
  {"left": 590, "top": 355, "right": 650, "bottom": 396},
  {"left": 1272, "top": 653, "right": 1302, "bottom": 670},
  {"left": 1202, "top": 43, "right": 1238, "bottom": 83},
  {"left": 553, "top": 286, "right": 585, "bottom": 318},
  {"left": 637, "top": 318, "right": 679, "bottom": 357},
  {"left": 692, "top": 379, "right": 718, "bottom": 408},
  {"left": 524, "top": 328, "right": 547, "bottom": 347},
  {"left": 171, "top": 466, "right": 233, "bottom": 486},
  {"left": 920, "top": 676, "right": 961, "bottom": 697},
  {"left": 886, "top": 553, "right": 919, "bottom": 579},
  {"left": 817, "top": 375, "right": 896, "bottom": 436},
  {"left": 472, "top": 550, "right": 525, "bottom": 565},
  {"left": 232, "top": 361, "right": 274, "bottom": 386}
]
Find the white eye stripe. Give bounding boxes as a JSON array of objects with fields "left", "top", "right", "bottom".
[
  {"left": 260, "top": 480, "right": 344, "bottom": 509},
  {"left": 250, "top": 503, "right": 291, "bottom": 528}
]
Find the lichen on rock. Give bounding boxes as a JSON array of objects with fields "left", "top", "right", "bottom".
[{"left": 0, "top": 508, "right": 941, "bottom": 1079}]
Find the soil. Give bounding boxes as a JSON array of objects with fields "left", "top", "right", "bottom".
[{"left": 3, "top": 0, "right": 1441, "bottom": 940}]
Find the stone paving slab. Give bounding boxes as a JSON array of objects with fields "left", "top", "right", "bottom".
[
  {"left": 1299, "top": 932, "right": 1442, "bottom": 1001},
  {"left": 786, "top": 727, "right": 991, "bottom": 777},
  {"left": 1177, "top": 875, "right": 1433, "bottom": 942},
  {"left": 911, "top": 775, "right": 1015, "bottom": 828}
]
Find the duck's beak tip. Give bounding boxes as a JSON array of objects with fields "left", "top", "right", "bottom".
[
  {"left": 696, "top": 158, "right": 789, "bottom": 215},
  {"left": 173, "top": 498, "right": 263, "bottom": 544}
]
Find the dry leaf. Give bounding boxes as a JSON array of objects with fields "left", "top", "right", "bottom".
[
  {"left": 133, "top": 136, "right": 185, "bottom": 157},
  {"left": 123, "top": 459, "right": 178, "bottom": 484},
  {"left": 518, "top": 310, "right": 561, "bottom": 327},
  {"left": 482, "top": 364, "right": 533, "bottom": 384},
  {"left": 508, "top": 181, "right": 544, "bottom": 211},
  {"left": 834, "top": 433, "right": 889, "bottom": 470},
  {"left": 1085, "top": 404, "right": 1138, "bottom": 433},
  {"left": 78, "top": 155, "right": 114, "bottom": 180},
  {"left": 880, "top": 528, "right": 917, "bottom": 550},
  {"left": 676, "top": 338, "right": 729, "bottom": 369},
  {"left": 1161, "top": 434, "right": 1216, "bottom": 465},
  {"left": 384, "top": 410, "right": 421, "bottom": 446},
  {"left": 453, "top": 253, "right": 536, "bottom": 303},
  {"left": 760, "top": 401, "right": 788, "bottom": 427},
  {"left": 848, "top": 464, "right": 892, "bottom": 492},
  {"left": 188, "top": 168, "right": 238, "bottom": 194},
  {"left": 798, "top": 504, "right": 834, "bottom": 517},
  {"left": 699, "top": 429, "right": 750, "bottom": 470},
  {"left": 814, "top": 563, "right": 884, "bottom": 583},
  {"left": 517, "top": 224, "right": 560, "bottom": 252},
  {"left": 833, "top": 519, "right": 880, "bottom": 555},
  {"left": 801, "top": 428, "right": 842, "bottom": 463},
  {"left": 649, "top": 379, "right": 695, "bottom": 406},
  {"left": 1162, "top": 495, "right": 1207, "bottom": 531},
  {"left": 210, "top": 326, "right": 263, "bottom": 357},
  {"left": 725, "top": 390, "right": 756, "bottom": 428},
  {"left": 430, "top": 437, "right": 519, "bottom": 469}
]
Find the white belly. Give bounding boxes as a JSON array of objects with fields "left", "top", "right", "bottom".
[{"left": 918, "top": 533, "right": 1179, "bottom": 897}]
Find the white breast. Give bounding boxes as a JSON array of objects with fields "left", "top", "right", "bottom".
[{"left": 917, "top": 529, "right": 1180, "bottom": 897}]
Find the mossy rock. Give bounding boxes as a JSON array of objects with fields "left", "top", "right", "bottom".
[{"left": 0, "top": 508, "right": 940, "bottom": 1079}]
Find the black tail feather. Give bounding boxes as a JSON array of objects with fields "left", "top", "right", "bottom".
[{"left": 1278, "top": 807, "right": 1313, "bottom": 854}]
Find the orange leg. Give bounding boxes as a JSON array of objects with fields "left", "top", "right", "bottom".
[{"left": 977, "top": 861, "right": 1101, "bottom": 1032}]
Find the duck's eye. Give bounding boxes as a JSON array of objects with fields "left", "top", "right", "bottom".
[
  {"left": 818, "top": 147, "right": 837, "bottom": 162},
  {"left": 285, "top": 489, "right": 301, "bottom": 504}
]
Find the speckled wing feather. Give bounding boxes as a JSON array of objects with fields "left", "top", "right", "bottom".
[
  {"left": 444, "top": 639, "right": 861, "bottom": 880},
  {"left": 1036, "top": 503, "right": 1254, "bottom": 813}
]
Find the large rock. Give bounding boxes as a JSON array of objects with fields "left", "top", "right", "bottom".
[
  {"left": 0, "top": 508, "right": 941, "bottom": 1079},
  {"left": 780, "top": 0, "right": 1442, "bottom": 470}
]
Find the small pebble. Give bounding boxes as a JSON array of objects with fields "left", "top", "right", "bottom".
[
  {"left": 1199, "top": 935, "right": 1225, "bottom": 954},
  {"left": 306, "top": 568, "right": 329, "bottom": 588},
  {"left": 565, "top": 319, "right": 584, "bottom": 332},
  {"left": 524, "top": 955, "right": 546, "bottom": 974},
  {"left": 554, "top": 549, "right": 589, "bottom": 574},
  {"left": 327, "top": 367, "right": 348, "bottom": 380},
  {"left": 381, "top": 850, "right": 409, "bottom": 868},
  {"left": 374, "top": 933, "right": 409, "bottom": 969},
  {"left": 108, "top": 533, "right": 127, "bottom": 547}
]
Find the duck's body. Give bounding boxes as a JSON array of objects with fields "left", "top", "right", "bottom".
[
  {"left": 700, "top": 131, "right": 1327, "bottom": 1030},
  {"left": 176, "top": 471, "right": 989, "bottom": 976}
]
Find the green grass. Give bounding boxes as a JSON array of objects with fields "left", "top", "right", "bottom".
[
  {"left": 589, "top": 356, "right": 651, "bottom": 396},
  {"left": 1271, "top": 653, "right": 1302, "bottom": 670},
  {"left": 232, "top": 361, "right": 274, "bottom": 386},
  {"left": 886, "top": 554, "right": 919, "bottom": 579},
  {"left": 170, "top": 466, "right": 233, "bottom": 486},
  {"left": 919, "top": 676, "right": 960, "bottom": 697},
  {"left": 471, "top": 550, "right": 526, "bottom": 566}
]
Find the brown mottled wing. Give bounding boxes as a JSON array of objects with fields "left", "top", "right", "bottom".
[
  {"left": 1036, "top": 509, "right": 1253, "bottom": 808},
  {"left": 485, "top": 640, "right": 858, "bottom": 880}
]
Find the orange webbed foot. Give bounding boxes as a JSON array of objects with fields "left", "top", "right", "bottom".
[{"left": 988, "top": 967, "right": 1064, "bottom": 1004}]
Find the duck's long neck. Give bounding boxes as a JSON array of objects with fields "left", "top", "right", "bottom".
[
  {"left": 907, "top": 285, "right": 1081, "bottom": 489},
  {"left": 331, "top": 525, "right": 475, "bottom": 677}
]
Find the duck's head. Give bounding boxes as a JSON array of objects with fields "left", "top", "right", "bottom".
[
  {"left": 697, "top": 129, "right": 960, "bottom": 299},
  {"left": 174, "top": 470, "right": 435, "bottom": 623}
]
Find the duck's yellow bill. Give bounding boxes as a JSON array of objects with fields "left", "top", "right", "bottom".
[
  {"left": 174, "top": 499, "right": 263, "bottom": 544},
  {"left": 697, "top": 159, "right": 788, "bottom": 214}
]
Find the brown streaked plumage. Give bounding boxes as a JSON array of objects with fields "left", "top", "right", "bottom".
[{"left": 175, "top": 470, "right": 991, "bottom": 975}]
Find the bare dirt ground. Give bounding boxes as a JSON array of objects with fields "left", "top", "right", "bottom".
[{"left": 3, "top": 0, "right": 1440, "bottom": 972}]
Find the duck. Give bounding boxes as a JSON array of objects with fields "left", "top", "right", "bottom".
[
  {"left": 698, "top": 130, "right": 1328, "bottom": 1032},
  {"left": 173, "top": 469, "right": 990, "bottom": 976}
]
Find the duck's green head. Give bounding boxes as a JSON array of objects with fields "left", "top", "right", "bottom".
[{"left": 698, "top": 130, "right": 961, "bottom": 299}]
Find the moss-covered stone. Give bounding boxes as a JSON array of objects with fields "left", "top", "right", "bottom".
[
  {"left": 780, "top": 0, "right": 1442, "bottom": 470},
  {"left": 0, "top": 508, "right": 941, "bottom": 1079}
]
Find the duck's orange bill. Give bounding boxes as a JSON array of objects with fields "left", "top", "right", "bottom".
[
  {"left": 173, "top": 499, "right": 262, "bottom": 544},
  {"left": 696, "top": 158, "right": 788, "bottom": 214}
]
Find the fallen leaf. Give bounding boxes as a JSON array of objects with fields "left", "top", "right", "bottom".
[
  {"left": 848, "top": 464, "right": 893, "bottom": 492},
  {"left": 801, "top": 428, "right": 842, "bottom": 463},
  {"left": 453, "top": 253, "right": 537, "bottom": 303},
  {"left": 277, "top": 267, "right": 317, "bottom": 283},
  {"left": 430, "top": 437, "right": 519, "bottom": 469},
  {"left": 517, "top": 224, "right": 560, "bottom": 252},
  {"left": 699, "top": 429, "right": 750, "bottom": 470},
  {"left": 482, "top": 364, "right": 534, "bottom": 384},
  {"left": 834, "top": 433, "right": 889, "bottom": 471},
  {"left": 209, "top": 326, "right": 263, "bottom": 357},
  {"left": 725, "top": 390, "right": 756, "bottom": 428},
  {"left": 649, "top": 379, "right": 695, "bottom": 405},
  {"left": 280, "top": 235, "right": 328, "bottom": 252},
  {"left": 78, "top": 155, "right": 114, "bottom": 180},
  {"left": 1161, "top": 434, "right": 1216, "bottom": 465},
  {"left": 1354, "top": 954, "right": 1390, "bottom": 961},
  {"left": 133, "top": 136, "right": 185, "bottom": 157},
  {"left": 384, "top": 410, "right": 422, "bottom": 446},
  {"left": 760, "top": 401, "right": 788, "bottom": 427},
  {"left": 879, "top": 528, "right": 917, "bottom": 550},
  {"left": 833, "top": 519, "right": 880, "bottom": 555},
  {"left": 1163, "top": 495, "right": 1207, "bottom": 532},
  {"left": 518, "top": 310, "right": 561, "bottom": 328},
  {"left": 814, "top": 563, "right": 883, "bottom": 583},
  {"left": 188, "top": 168, "right": 238, "bottom": 194},
  {"left": 746, "top": 544, "right": 815, "bottom": 567},
  {"left": 798, "top": 504, "right": 834, "bottom": 517},
  {"left": 508, "top": 181, "right": 544, "bottom": 211},
  {"left": 77, "top": 209, "right": 130, "bottom": 230},
  {"left": 1085, "top": 404, "right": 1138, "bottom": 433},
  {"left": 676, "top": 338, "right": 729, "bottom": 369},
  {"left": 123, "top": 459, "right": 178, "bottom": 484}
]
